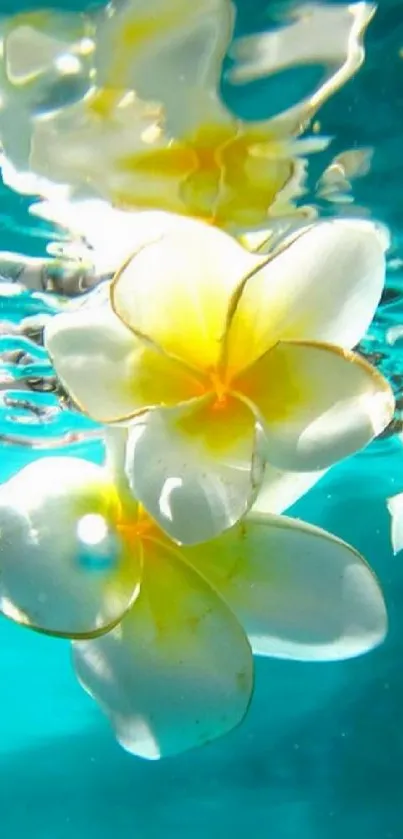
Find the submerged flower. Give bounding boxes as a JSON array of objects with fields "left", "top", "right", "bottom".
[
  {"left": 0, "top": 439, "right": 387, "bottom": 758},
  {"left": 46, "top": 213, "right": 394, "bottom": 544}
]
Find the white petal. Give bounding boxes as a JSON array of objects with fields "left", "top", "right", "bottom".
[
  {"left": 0, "top": 458, "right": 140, "bottom": 638},
  {"left": 45, "top": 303, "right": 200, "bottom": 423},
  {"left": 183, "top": 512, "right": 387, "bottom": 661},
  {"left": 124, "top": 395, "right": 264, "bottom": 544},
  {"left": 235, "top": 341, "right": 394, "bottom": 472},
  {"left": 387, "top": 493, "right": 403, "bottom": 555},
  {"left": 73, "top": 539, "right": 253, "bottom": 759},
  {"left": 251, "top": 461, "right": 327, "bottom": 515},
  {"left": 95, "top": 0, "right": 233, "bottom": 135},
  {"left": 111, "top": 215, "right": 259, "bottom": 373},
  {"left": 225, "top": 219, "right": 387, "bottom": 376}
]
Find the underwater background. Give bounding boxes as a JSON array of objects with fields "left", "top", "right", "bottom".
[{"left": 0, "top": 0, "right": 403, "bottom": 836}]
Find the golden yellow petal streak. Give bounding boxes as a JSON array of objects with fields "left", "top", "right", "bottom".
[
  {"left": 119, "top": 145, "right": 197, "bottom": 180},
  {"left": 232, "top": 339, "right": 395, "bottom": 429},
  {"left": 48, "top": 333, "right": 207, "bottom": 426},
  {"left": 46, "top": 339, "right": 150, "bottom": 424},
  {"left": 113, "top": 123, "right": 305, "bottom": 228},
  {"left": 178, "top": 126, "right": 234, "bottom": 224},
  {"left": 218, "top": 226, "right": 314, "bottom": 380},
  {"left": 207, "top": 132, "right": 298, "bottom": 230},
  {"left": 171, "top": 391, "right": 255, "bottom": 454},
  {"left": 140, "top": 536, "right": 186, "bottom": 639},
  {"left": 110, "top": 240, "right": 213, "bottom": 386},
  {"left": 217, "top": 257, "right": 272, "bottom": 377},
  {"left": 143, "top": 534, "right": 252, "bottom": 688},
  {"left": 229, "top": 341, "right": 298, "bottom": 425}
]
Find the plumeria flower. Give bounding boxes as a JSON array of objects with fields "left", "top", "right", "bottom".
[
  {"left": 25, "top": 198, "right": 331, "bottom": 516},
  {"left": 46, "top": 212, "right": 394, "bottom": 545},
  {"left": 0, "top": 0, "right": 374, "bottom": 232},
  {"left": 0, "top": 433, "right": 387, "bottom": 759}
]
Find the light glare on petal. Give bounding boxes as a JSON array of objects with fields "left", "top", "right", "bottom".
[
  {"left": 0, "top": 458, "right": 141, "bottom": 638},
  {"left": 77, "top": 513, "right": 109, "bottom": 547},
  {"left": 55, "top": 54, "right": 81, "bottom": 75},
  {"left": 159, "top": 477, "right": 184, "bottom": 522}
]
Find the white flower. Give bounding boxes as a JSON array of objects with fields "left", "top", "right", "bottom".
[
  {"left": 45, "top": 213, "right": 394, "bottom": 544},
  {"left": 0, "top": 436, "right": 387, "bottom": 759}
]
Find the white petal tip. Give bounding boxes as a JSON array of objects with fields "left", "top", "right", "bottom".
[
  {"left": 336, "top": 218, "right": 390, "bottom": 252},
  {"left": 387, "top": 493, "right": 403, "bottom": 555},
  {"left": 373, "top": 222, "right": 391, "bottom": 252}
]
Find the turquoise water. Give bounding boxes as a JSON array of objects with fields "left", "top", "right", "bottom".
[{"left": 0, "top": 0, "right": 403, "bottom": 836}]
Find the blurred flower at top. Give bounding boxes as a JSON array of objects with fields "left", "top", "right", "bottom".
[{"left": 0, "top": 0, "right": 375, "bottom": 235}]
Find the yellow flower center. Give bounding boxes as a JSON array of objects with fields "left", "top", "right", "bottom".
[
  {"left": 74, "top": 486, "right": 163, "bottom": 573},
  {"left": 209, "top": 369, "right": 229, "bottom": 404},
  {"left": 116, "top": 123, "right": 295, "bottom": 227},
  {"left": 117, "top": 504, "right": 157, "bottom": 545}
]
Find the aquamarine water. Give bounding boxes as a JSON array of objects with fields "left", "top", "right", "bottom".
[{"left": 0, "top": 1, "right": 402, "bottom": 837}]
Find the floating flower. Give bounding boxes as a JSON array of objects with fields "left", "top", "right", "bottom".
[
  {"left": 46, "top": 213, "right": 394, "bottom": 544},
  {"left": 0, "top": 436, "right": 387, "bottom": 759}
]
